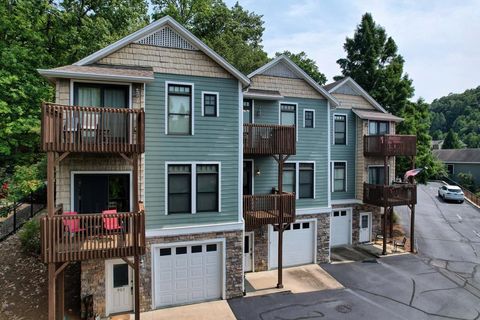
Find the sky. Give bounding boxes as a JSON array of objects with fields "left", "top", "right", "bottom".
[{"left": 224, "top": 0, "right": 480, "bottom": 102}]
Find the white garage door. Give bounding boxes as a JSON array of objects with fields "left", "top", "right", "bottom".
[
  {"left": 270, "top": 221, "right": 315, "bottom": 269},
  {"left": 154, "top": 242, "right": 222, "bottom": 308},
  {"left": 331, "top": 210, "right": 351, "bottom": 246}
]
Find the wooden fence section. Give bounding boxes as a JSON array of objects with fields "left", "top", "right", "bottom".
[
  {"left": 40, "top": 210, "right": 145, "bottom": 263},
  {"left": 363, "top": 183, "right": 417, "bottom": 207},
  {"left": 243, "top": 193, "right": 296, "bottom": 230},
  {"left": 364, "top": 135, "right": 417, "bottom": 157},
  {"left": 443, "top": 177, "right": 480, "bottom": 207},
  {"left": 243, "top": 123, "right": 296, "bottom": 155},
  {"left": 41, "top": 103, "right": 145, "bottom": 153}
]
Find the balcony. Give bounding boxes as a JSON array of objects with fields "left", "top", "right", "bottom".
[
  {"left": 243, "top": 193, "right": 296, "bottom": 230},
  {"left": 41, "top": 103, "right": 145, "bottom": 154},
  {"left": 40, "top": 207, "right": 145, "bottom": 263},
  {"left": 363, "top": 183, "right": 417, "bottom": 207},
  {"left": 243, "top": 123, "right": 296, "bottom": 156},
  {"left": 364, "top": 135, "right": 416, "bottom": 157}
]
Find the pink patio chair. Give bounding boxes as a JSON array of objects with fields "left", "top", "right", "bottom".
[
  {"left": 62, "top": 211, "right": 85, "bottom": 235},
  {"left": 102, "top": 209, "right": 125, "bottom": 240}
]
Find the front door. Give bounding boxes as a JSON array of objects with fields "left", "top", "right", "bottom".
[
  {"left": 359, "top": 212, "right": 371, "bottom": 243},
  {"left": 244, "top": 232, "right": 253, "bottom": 272},
  {"left": 243, "top": 161, "right": 253, "bottom": 195},
  {"left": 107, "top": 261, "right": 133, "bottom": 315}
]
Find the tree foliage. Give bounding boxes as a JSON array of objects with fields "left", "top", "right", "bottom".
[
  {"left": 152, "top": 0, "right": 269, "bottom": 74},
  {"left": 336, "top": 13, "right": 414, "bottom": 115},
  {"left": 430, "top": 86, "right": 480, "bottom": 148},
  {"left": 275, "top": 51, "right": 327, "bottom": 85},
  {"left": 442, "top": 129, "right": 463, "bottom": 149}
]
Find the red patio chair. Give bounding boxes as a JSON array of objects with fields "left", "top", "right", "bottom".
[
  {"left": 102, "top": 209, "right": 125, "bottom": 240},
  {"left": 62, "top": 211, "right": 85, "bottom": 235}
]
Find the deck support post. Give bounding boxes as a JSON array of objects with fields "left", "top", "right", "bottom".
[
  {"left": 48, "top": 263, "right": 56, "bottom": 320},
  {"left": 132, "top": 153, "right": 141, "bottom": 320},
  {"left": 47, "top": 151, "right": 57, "bottom": 320},
  {"left": 57, "top": 265, "right": 64, "bottom": 320},
  {"left": 410, "top": 156, "right": 416, "bottom": 253},
  {"left": 134, "top": 255, "right": 140, "bottom": 320},
  {"left": 276, "top": 155, "right": 284, "bottom": 288},
  {"left": 382, "top": 155, "right": 388, "bottom": 255},
  {"left": 389, "top": 207, "right": 394, "bottom": 238}
]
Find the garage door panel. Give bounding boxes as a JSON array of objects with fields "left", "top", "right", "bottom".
[
  {"left": 155, "top": 243, "right": 222, "bottom": 308},
  {"left": 331, "top": 210, "right": 351, "bottom": 246}
]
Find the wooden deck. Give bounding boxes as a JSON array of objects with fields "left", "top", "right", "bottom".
[
  {"left": 243, "top": 123, "right": 296, "bottom": 155},
  {"left": 40, "top": 210, "right": 145, "bottom": 263},
  {"left": 41, "top": 102, "right": 145, "bottom": 153},
  {"left": 364, "top": 134, "right": 416, "bottom": 157},
  {"left": 243, "top": 193, "right": 296, "bottom": 230},
  {"left": 363, "top": 183, "right": 417, "bottom": 207}
]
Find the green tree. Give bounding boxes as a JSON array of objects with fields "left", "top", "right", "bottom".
[
  {"left": 457, "top": 172, "right": 475, "bottom": 191},
  {"left": 442, "top": 129, "right": 463, "bottom": 149},
  {"left": 397, "top": 99, "right": 445, "bottom": 183},
  {"left": 152, "top": 0, "right": 269, "bottom": 74},
  {"left": 336, "top": 13, "right": 414, "bottom": 115},
  {"left": 275, "top": 51, "right": 327, "bottom": 85}
]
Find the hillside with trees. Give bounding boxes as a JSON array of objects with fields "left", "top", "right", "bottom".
[{"left": 430, "top": 86, "right": 480, "bottom": 148}]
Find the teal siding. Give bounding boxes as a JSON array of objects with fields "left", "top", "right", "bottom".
[
  {"left": 331, "top": 109, "right": 356, "bottom": 200},
  {"left": 450, "top": 163, "right": 480, "bottom": 186},
  {"left": 145, "top": 73, "right": 239, "bottom": 229},
  {"left": 248, "top": 97, "right": 329, "bottom": 209}
]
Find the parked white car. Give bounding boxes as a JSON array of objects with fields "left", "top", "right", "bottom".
[{"left": 438, "top": 185, "right": 465, "bottom": 203}]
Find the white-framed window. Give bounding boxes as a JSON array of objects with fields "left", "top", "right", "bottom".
[
  {"left": 333, "top": 114, "right": 347, "bottom": 145},
  {"left": 166, "top": 162, "right": 221, "bottom": 214},
  {"left": 332, "top": 161, "right": 347, "bottom": 192},
  {"left": 279, "top": 102, "right": 298, "bottom": 140},
  {"left": 303, "top": 109, "right": 315, "bottom": 128},
  {"left": 282, "top": 161, "right": 315, "bottom": 199},
  {"left": 202, "top": 91, "right": 219, "bottom": 117},
  {"left": 165, "top": 82, "right": 194, "bottom": 135}
]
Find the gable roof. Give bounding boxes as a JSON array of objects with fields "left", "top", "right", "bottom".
[
  {"left": 38, "top": 65, "right": 155, "bottom": 83},
  {"left": 324, "top": 77, "right": 387, "bottom": 113},
  {"left": 73, "top": 16, "right": 250, "bottom": 86},
  {"left": 248, "top": 55, "right": 339, "bottom": 107},
  {"left": 352, "top": 109, "right": 403, "bottom": 122},
  {"left": 433, "top": 149, "right": 480, "bottom": 163}
]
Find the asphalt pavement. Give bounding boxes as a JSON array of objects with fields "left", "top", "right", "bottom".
[{"left": 229, "top": 182, "right": 480, "bottom": 319}]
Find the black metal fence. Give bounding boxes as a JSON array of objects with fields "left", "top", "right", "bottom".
[{"left": 0, "top": 186, "right": 46, "bottom": 241}]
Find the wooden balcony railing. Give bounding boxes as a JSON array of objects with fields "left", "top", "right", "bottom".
[
  {"left": 364, "top": 135, "right": 416, "bottom": 157},
  {"left": 243, "top": 123, "right": 296, "bottom": 155},
  {"left": 40, "top": 209, "right": 145, "bottom": 263},
  {"left": 41, "top": 103, "right": 145, "bottom": 153},
  {"left": 363, "top": 183, "right": 417, "bottom": 207},
  {"left": 243, "top": 193, "right": 296, "bottom": 230}
]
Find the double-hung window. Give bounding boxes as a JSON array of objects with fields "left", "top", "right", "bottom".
[
  {"left": 202, "top": 92, "right": 218, "bottom": 117},
  {"left": 280, "top": 104, "right": 296, "bottom": 126},
  {"left": 196, "top": 164, "right": 219, "bottom": 212},
  {"left": 334, "top": 115, "right": 346, "bottom": 145},
  {"left": 368, "top": 121, "right": 389, "bottom": 135},
  {"left": 282, "top": 163, "right": 296, "bottom": 193},
  {"left": 333, "top": 162, "right": 346, "bottom": 192},
  {"left": 299, "top": 163, "right": 314, "bottom": 198},
  {"left": 167, "top": 163, "right": 219, "bottom": 214},
  {"left": 168, "top": 84, "right": 192, "bottom": 135},
  {"left": 304, "top": 110, "right": 314, "bottom": 128},
  {"left": 168, "top": 165, "right": 191, "bottom": 214}
]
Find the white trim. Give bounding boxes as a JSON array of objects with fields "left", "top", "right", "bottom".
[
  {"left": 331, "top": 161, "right": 348, "bottom": 193},
  {"left": 165, "top": 81, "right": 195, "bottom": 135},
  {"left": 38, "top": 69, "right": 154, "bottom": 83},
  {"left": 303, "top": 108, "right": 315, "bottom": 128},
  {"left": 267, "top": 218, "right": 317, "bottom": 270},
  {"left": 238, "top": 82, "right": 244, "bottom": 223},
  {"left": 326, "top": 77, "right": 387, "bottom": 113},
  {"left": 70, "top": 171, "right": 133, "bottom": 212},
  {"left": 327, "top": 101, "right": 331, "bottom": 207},
  {"left": 105, "top": 258, "right": 134, "bottom": 316},
  {"left": 73, "top": 16, "right": 250, "bottom": 86},
  {"left": 146, "top": 221, "right": 243, "bottom": 237},
  {"left": 201, "top": 91, "right": 220, "bottom": 117},
  {"left": 164, "top": 161, "right": 221, "bottom": 215},
  {"left": 296, "top": 207, "right": 332, "bottom": 215},
  {"left": 248, "top": 55, "right": 339, "bottom": 107},
  {"left": 331, "top": 199, "right": 362, "bottom": 205},
  {"left": 279, "top": 102, "right": 299, "bottom": 141},
  {"left": 333, "top": 112, "right": 348, "bottom": 145},
  {"left": 70, "top": 79, "right": 133, "bottom": 108},
  {"left": 243, "top": 159, "right": 254, "bottom": 194},
  {"left": 245, "top": 231, "right": 255, "bottom": 273},
  {"left": 251, "top": 99, "right": 255, "bottom": 123},
  {"left": 150, "top": 238, "right": 227, "bottom": 309},
  {"left": 285, "top": 161, "right": 316, "bottom": 200},
  {"left": 330, "top": 207, "right": 353, "bottom": 246}
]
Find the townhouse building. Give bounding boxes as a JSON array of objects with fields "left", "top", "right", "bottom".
[{"left": 37, "top": 16, "right": 416, "bottom": 319}]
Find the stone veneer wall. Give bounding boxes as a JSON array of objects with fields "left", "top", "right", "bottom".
[
  {"left": 252, "top": 212, "right": 330, "bottom": 272},
  {"left": 81, "top": 230, "right": 243, "bottom": 317},
  {"left": 332, "top": 203, "right": 381, "bottom": 244}
]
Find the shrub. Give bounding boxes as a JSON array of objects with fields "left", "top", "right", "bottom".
[{"left": 18, "top": 219, "right": 41, "bottom": 255}]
